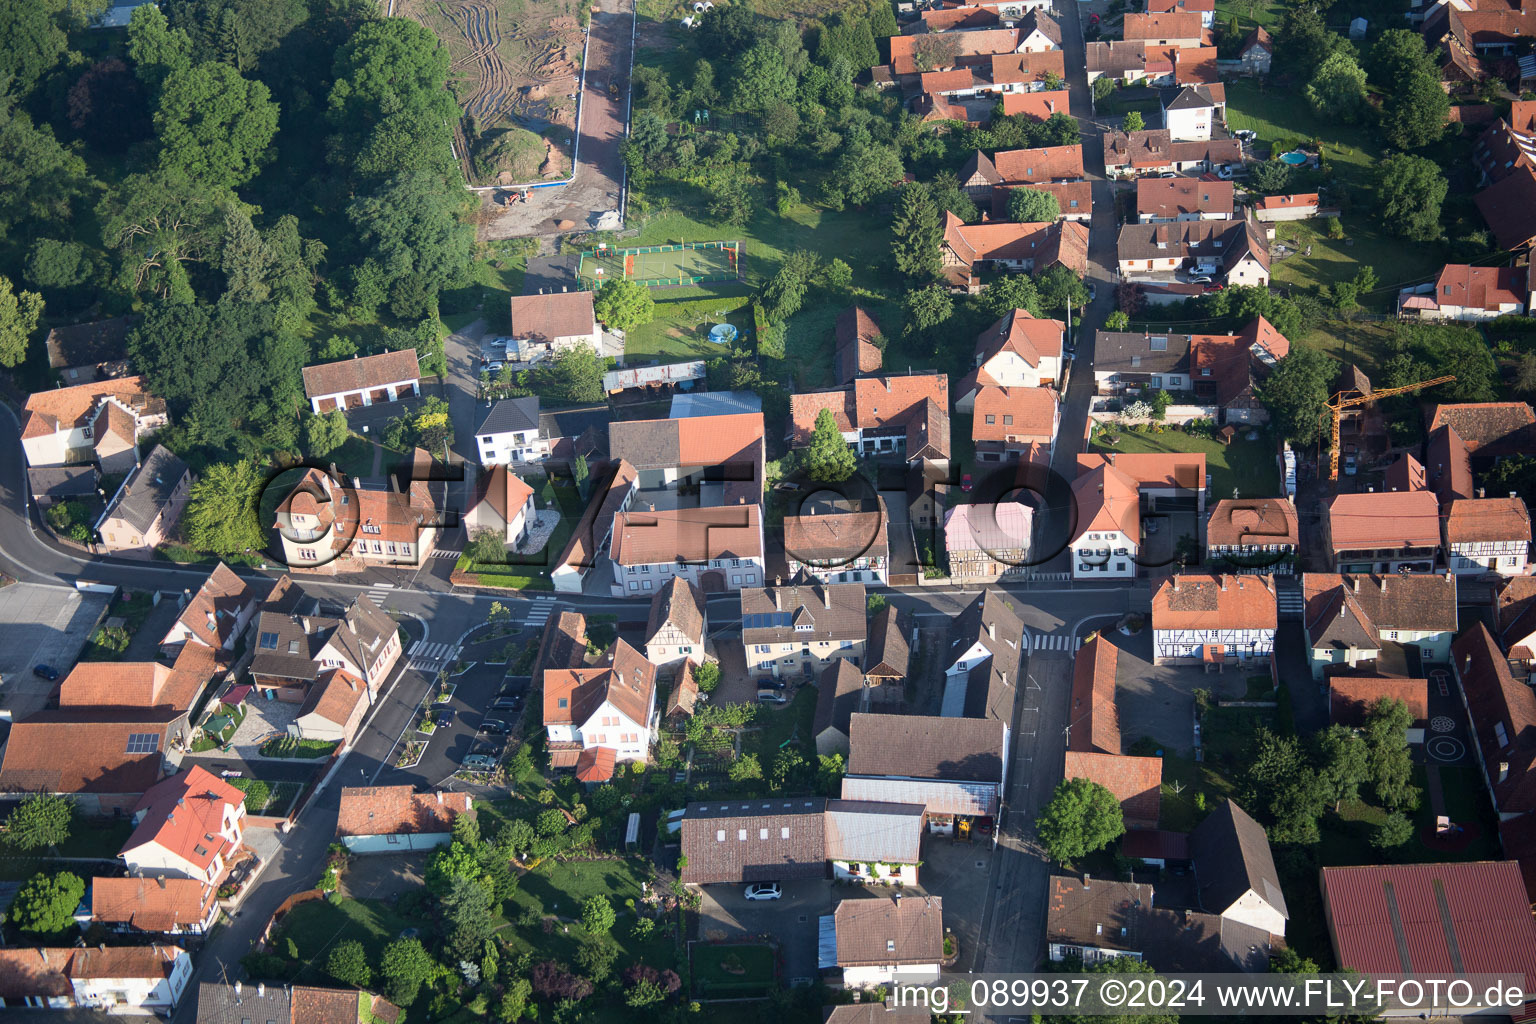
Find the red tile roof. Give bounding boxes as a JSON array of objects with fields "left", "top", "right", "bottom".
[
  {"left": 1432, "top": 264, "right": 1527, "bottom": 312},
  {"left": 0, "top": 710, "right": 177, "bottom": 797},
  {"left": 301, "top": 350, "right": 420, "bottom": 399},
  {"left": 833, "top": 895, "right": 945, "bottom": 966},
  {"left": 1063, "top": 750, "right": 1161, "bottom": 828},
  {"left": 1475, "top": 168, "right": 1536, "bottom": 251},
  {"left": 169, "top": 562, "right": 254, "bottom": 650},
  {"left": 1328, "top": 676, "right": 1429, "bottom": 727},
  {"left": 974, "top": 309, "right": 1063, "bottom": 371},
  {"left": 1427, "top": 402, "right": 1536, "bottom": 454},
  {"left": 1000, "top": 90, "right": 1071, "bottom": 120},
  {"left": 1136, "top": 177, "right": 1234, "bottom": 220},
  {"left": 1070, "top": 462, "right": 1140, "bottom": 542},
  {"left": 1123, "top": 11, "right": 1203, "bottom": 40},
  {"left": 972, "top": 386, "right": 1057, "bottom": 443},
  {"left": 297, "top": 668, "right": 369, "bottom": 729},
  {"left": 1326, "top": 491, "right": 1440, "bottom": 553},
  {"left": 852, "top": 375, "right": 950, "bottom": 431},
  {"left": 1068, "top": 634, "right": 1119, "bottom": 754},
  {"left": 22, "top": 375, "right": 165, "bottom": 442},
  {"left": 575, "top": 746, "right": 617, "bottom": 782},
  {"left": 1205, "top": 498, "right": 1298, "bottom": 549},
  {"left": 123, "top": 766, "right": 244, "bottom": 871},
  {"left": 1253, "top": 192, "right": 1320, "bottom": 211},
  {"left": 543, "top": 638, "right": 657, "bottom": 729},
  {"left": 1446, "top": 496, "right": 1531, "bottom": 543},
  {"left": 1321, "top": 861, "right": 1536, "bottom": 988},
  {"left": 991, "top": 145, "right": 1085, "bottom": 184},
  {"left": 1077, "top": 452, "right": 1207, "bottom": 493},
  {"left": 986, "top": 50, "right": 1067, "bottom": 85},
  {"left": 675, "top": 413, "right": 764, "bottom": 467},
  {"left": 509, "top": 290, "right": 595, "bottom": 342},
  {"left": 1152, "top": 574, "right": 1277, "bottom": 631},
  {"left": 336, "top": 786, "right": 473, "bottom": 838},
  {"left": 1455, "top": 622, "right": 1536, "bottom": 815},
  {"left": 835, "top": 307, "right": 885, "bottom": 384},
  {"left": 92, "top": 875, "right": 215, "bottom": 932},
  {"left": 609, "top": 505, "right": 762, "bottom": 565}
]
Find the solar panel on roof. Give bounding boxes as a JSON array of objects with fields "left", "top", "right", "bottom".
[{"left": 125, "top": 733, "right": 159, "bottom": 754}]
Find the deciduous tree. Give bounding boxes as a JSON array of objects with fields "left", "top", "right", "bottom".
[
  {"left": 582, "top": 894, "right": 616, "bottom": 933},
  {"left": 1255, "top": 345, "right": 1338, "bottom": 446},
  {"left": 184, "top": 460, "right": 268, "bottom": 555},
  {"left": 327, "top": 940, "right": 371, "bottom": 988},
  {"left": 1122, "top": 110, "right": 1145, "bottom": 132},
  {"left": 155, "top": 62, "right": 280, "bottom": 188},
  {"left": 1037, "top": 778, "right": 1125, "bottom": 863},
  {"left": 128, "top": 5, "right": 193, "bottom": 93},
  {"left": 12, "top": 871, "right": 85, "bottom": 938},
  {"left": 1374, "top": 153, "right": 1447, "bottom": 242},
  {"left": 0, "top": 2, "right": 67, "bottom": 99},
  {"left": 0, "top": 277, "right": 45, "bottom": 368},
  {"left": 593, "top": 278, "right": 655, "bottom": 331},
  {"left": 1037, "top": 264, "right": 1088, "bottom": 315},
  {"left": 1008, "top": 187, "right": 1061, "bottom": 224},
  {"left": 380, "top": 938, "right": 438, "bottom": 1007},
  {"left": 1306, "top": 51, "right": 1369, "bottom": 122},
  {"left": 1364, "top": 698, "right": 1421, "bottom": 810},
  {"left": 304, "top": 409, "right": 349, "bottom": 458},
  {"left": 0, "top": 105, "right": 91, "bottom": 237},
  {"left": 68, "top": 59, "right": 153, "bottom": 153},
  {"left": 823, "top": 142, "right": 903, "bottom": 210},
  {"left": 1381, "top": 72, "right": 1449, "bottom": 149}
]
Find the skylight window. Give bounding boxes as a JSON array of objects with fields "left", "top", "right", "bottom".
[{"left": 258, "top": 632, "right": 279, "bottom": 650}]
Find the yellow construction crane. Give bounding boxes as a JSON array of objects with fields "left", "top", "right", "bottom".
[{"left": 1323, "top": 375, "right": 1455, "bottom": 481}]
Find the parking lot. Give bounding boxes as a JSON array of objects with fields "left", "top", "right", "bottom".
[
  {"left": 389, "top": 648, "right": 530, "bottom": 788},
  {"left": 0, "top": 583, "right": 111, "bottom": 717}
]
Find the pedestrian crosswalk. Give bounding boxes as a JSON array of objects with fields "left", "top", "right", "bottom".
[
  {"left": 1030, "top": 632, "right": 1081, "bottom": 653},
  {"left": 1275, "top": 583, "right": 1304, "bottom": 619},
  {"left": 365, "top": 587, "right": 392, "bottom": 608},
  {"left": 429, "top": 548, "right": 460, "bottom": 559},
  {"left": 524, "top": 594, "right": 557, "bottom": 628},
  {"left": 407, "top": 641, "right": 461, "bottom": 672}
]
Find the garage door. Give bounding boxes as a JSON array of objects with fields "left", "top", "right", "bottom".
[{"left": 317, "top": 397, "right": 337, "bottom": 413}]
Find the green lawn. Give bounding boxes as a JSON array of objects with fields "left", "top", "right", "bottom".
[
  {"left": 1266, "top": 219, "right": 1444, "bottom": 313},
  {"left": 329, "top": 435, "right": 380, "bottom": 480},
  {"left": 691, "top": 942, "right": 776, "bottom": 999},
  {"left": 54, "top": 817, "right": 135, "bottom": 859},
  {"left": 1090, "top": 426, "right": 1280, "bottom": 499},
  {"left": 625, "top": 292, "right": 754, "bottom": 363},
  {"left": 1292, "top": 320, "right": 1395, "bottom": 378},
  {"left": 499, "top": 857, "right": 677, "bottom": 971},
  {"left": 440, "top": 254, "right": 529, "bottom": 336},
  {"left": 1202, "top": 704, "right": 1277, "bottom": 760},
  {"left": 457, "top": 481, "right": 580, "bottom": 591},
  {"left": 272, "top": 896, "right": 430, "bottom": 983},
  {"left": 740, "top": 686, "right": 817, "bottom": 763},
  {"left": 259, "top": 736, "right": 341, "bottom": 759}
]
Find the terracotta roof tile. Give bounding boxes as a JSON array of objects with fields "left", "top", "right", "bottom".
[
  {"left": 864, "top": 605, "right": 910, "bottom": 679},
  {"left": 1046, "top": 875, "right": 1153, "bottom": 951},
  {"left": 679, "top": 798, "right": 827, "bottom": 883},
  {"left": 834, "top": 895, "right": 944, "bottom": 966},
  {"left": 1078, "top": 452, "right": 1207, "bottom": 493},
  {"left": 553, "top": 459, "right": 637, "bottom": 574},
  {"left": 1253, "top": 193, "right": 1320, "bottom": 211},
  {"left": 609, "top": 504, "right": 762, "bottom": 565},
  {"left": 1455, "top": 622, "right": 1536, "bottom": 814},
  {"left": 1068, "top": 634, "right": 1120, "bottom": 754},
  {"left": 61, "top": 944, "right": 184, "bottom": 982},
  {"left": 1427, "top": 402, "right": 1536, "bottom": 455},
  {"left": 1326, "top": 491, "right": 1440, "bottom": 552},
  {"left": 297, "top": 668, "right": 369, "bottom": 728},
  {"left": 1426, "top": 425, "right": 1475, "bottom": 503},
  {"left": 1205, "top": 498, "right": 1298, "bottom": 549},
  {"left": 1189, "top": 799, "right": 1286, "bottom": 921},
  {"left": 168, "top": 563, "right": 255, "bottom": 650},
  {"left": 784, "top": 505, "right": 888, "bottom": 566},
  {"left": 1431, "top": 264, "right": 1526, "bottom": 312},
  {"left": 853, "top": 375, "right": 950, "bottom": 430},
  {"left": 336, "top": 785, "right": 473, "bottom": 838},
  {"left": 1153, "top": 574, "right": 1277, "bottom": 631},
  {"left": 509, "top": 290, "right": 595, "bottom": 342},
  {"left": 92, "top": 875, "right": 215, "bottom": 933},
  {"left": 1328, "top": 676, "right": 1429, "bottom": 727},
  {"left": 1302, "top": 573, "right": 1458, "bottom": 637},
  {"left": 1136, "top": 177, "right": 1234, "bottom": 220},
  {"left": 1000, "top": 89, "right": 1071, "bottom": 119},
  {"left": 1446, "top": 496, "right": 1531, "bottom": 543},
  {"left": 813, "top": 659, "right": 866, "bottom": 742},
  {"left": 972, "top": 386, "right": 1057, "bottom": 443},
  {"left": 122, "top": 766, "right": 244, "bottom": 871},
  {"left": 1070, "top": 462, "right": 1141, "bottom": 542},
  {"left": 1064, "top": 750, "right": 1161, "bottom": 827},
  {"left": 835, "top": 307, "right": 885, "bottom": 384},
  {"left": 646, "top": 578, "right": 706, "bottom": 647},
  {"left": 1475, "top": 168, "right": 1536, "bottom": 251},
  {"left": 290, "top": 985, "right": 368, "bottom": 1024},
  {"left": 990, "top": 145, "right": 1085, "bottom": 184},
  {"left": 1123, "top": 11, "right": 1203, "bottom": 40},
  {"left": 0, "top": 709, "right": 178, "bottom": 796},
  {"left": 22, "top": 375, "right": 164, "bottom": 442},
  {"left": 301, "top": 350, "right": 420, "bottom": 399},
  {"left": 985, "top": 50, "right": 1067, "bottom": 85},
  {"left": 575, "top": 746, "right": 617, "bottom": 782}
]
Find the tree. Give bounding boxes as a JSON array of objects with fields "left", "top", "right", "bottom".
[
  {"left": 1037, "top": 264, "right": 1089, "bottom": 315},
  {"left": 346, "top": 171, "right": 474, "bottom": 317},
  {"left": 928, "top": 171, "right": 979, "bottom": 224},
  {"left": 11, "top": 871, "right": 85, "bottom": 937},
  {"left": 1374, "top": 153, "right": 1447, "bottom": 242},
  {"left": 537, "top": 346, "right": 605, "bottom": 404},
  {"left": 1008, "top": 187, "right": 1061, "bottom": 224},
  {"left": 128, "top": 5, "right": 194, "bottom": 93},
  {"left": 443, "top": 875, "right": 497, "bottom": 963},
  {"left": 1247, "top": 159, "right": 1292, "bottom": 194},
  {"left": 762, "top": 250, "right": 821, "bottom": 322},
  {"left": 804, "top": 407, "right": 857, "bottom": 483},
  {"left": 1277, "top": 6, "right": 1345, "bottom": 76},
  {"left": 304, "top": 410, "right": 349, "bottom": 459},
  {"left": 327, "top": 940, "right": 372, "bottom": 988},
  {"left": 1246, "top": 728, "right": 1328, "bottom": 844},
  {"left": 185, "top": 460, "right": 268, "bottom": 554},
  {"left": 0, "top": 2, "right": 67, "bottom": 99},
  {"left": 817, "top": 752, "right": 846, "bottom": 795},
  {"left": 155, "top": 62, "right": 281, "bottom": 188},
  {"left": 1122, "top": 110, "right": 1145, "bottom": 132},
  {"left": 1037, "top": 778, "right": 1126, "bottom": 863},
  {"left": 593, "top": 278, "right": 655, "bottom": 331},
  {"left": 530, "top": 961, "right": 594, "bottom": 1002},
  {"left": 692, "top": 661, "right": 721, "bottom": 692},
  {"left": 903, "top": 283, "right": 954, "bottom": 341},
  {"left": 1306, "top": 51, "right": 1369, "bottom": 122},
  {"left": 1364, "top": 698, "right": 1421, "bottom": 810},
  {"left": 1313, "top": 724, "right": 1369, "bottom": 808},
  {"left": 1255, "top": 346, "right": 1338, "bottom": 446},
  {"left": 582, "top": 894, "right": 616, "bottom": 934},
  {"left": 576, "top": 938, "right": 619, "bottom": 983},
  {"left": 1044, "top": 956, "right": 1180, "bottom": 1024},
  {"left": 1366, "top": 812, "right": 1415, "bottom": 854},
  {"left": 536, "top": 808, "right": 569, "bottom": 837},
  {"left": 1381, "top": 72, "right": 1449, "bottom": 149},
  {"left": 162, "top": 0, "right": 308, "bottom": 72},
  {"left": 1369, "top": 29, "right": 1438, "bottom": 90},
  {"left": 698, "top": 2, "right": 759, "bottom": 59},
  {"left": 891, "top": 183, "right": 942, "bottom": 279},
  {"left": 97, "top": 168, "right": 231, "bottom": 299},
  {"left": 0, "top": 277, "right": 45, "bottom": 368},
  {"left": 733, "top": 43, "right": 797, "bottom": 110},
  {"left": 2, "top": 794, "right": 73, "bottom": 851},
  {"left": 1105, "top": 310, "right": 1131, "bottom": 329},
  {"left": 500, "top": 978, "right": 533, "bottom": 1020},
  {"left": 497, "top": 818, "right": 537, "bottom": 858},
  {"left": 68, "top": 59, "right": 153, "bottom": 153},
  {"left": 380, "top": 938, "right": 438, "bottom": 1006},
  {"left": 25, "top": 239, "right": 93, "bottom": 296},
  {"left": 426, "top": 840, "right": 482, "bottom": 895},
  {"left": 975, "top": 273, "right": 1043, "bottom": 320},
  {"left": 327, "top": 18, "right": 456, "bottom": 136},
  {"left": 823, "top": 142, "right": 903, "bottom": 210}
]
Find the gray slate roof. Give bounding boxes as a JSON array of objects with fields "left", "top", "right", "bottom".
[
  {"left": 105, "top": 445, "right": 188, "bottom": 533},
  {"left": 28, "top": 465, "right": 97, "bottom": 501},
  {"left": 847, "top": 713, "right": 1005, "bottom": 783},
  {"left": 194, "top": 981, "right": 293, "bottom": 1024},
  {"left": 1094, "top": 330, "right": 1194, "bottom": 376},
  {"left": 679, "top": 798, "right": 828, "bottom": 884},
  {"left": 1189, "top": 799, "right": 1289, "bottom": 923},
  {"left": 476, "top": 396, "right": 540, "bottom": 437},
  {"left": 864, "top": 606, "right": 911, "bottom": 680}
]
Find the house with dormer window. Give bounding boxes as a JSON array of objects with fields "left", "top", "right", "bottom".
[
  {"left": 272, "top": 468, "right": 439, "bottom": 573},
  {"left": 955, "top": 310, "right": 1065, "bottom": 410},
  {"left": 1301, "top": 573, "right": 1458, "bottom": 679},
  {"left": 741, "top": 582, "right": 867, "bottom": 680},
  {"left": 249, "top": 580, "right": 400, "bottom": 701},
  {"left": 119, "top": 766, "right": 246, "bottom": 885},
  {"left": 542, "top": 638, "right": 659, "bottom": 777},
  {"left": 1151, "top": 574, "right": 1277, "bottom": 665},
  {"left": 160, "top": 563, "right": 258, "bottom": 657},
  {"left": 21, "top": 375, "right": 169, "bottom": 486}
]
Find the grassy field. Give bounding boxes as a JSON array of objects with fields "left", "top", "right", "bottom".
[
  {"left": 624, "top": 292, "right": 754, "bottom": 363},
  {"left": 691, "top": 942, "right": 776, "bottom": 998},
  {"left": 1090, "top": 426, "right": 1281, "bottom": 499},
  {"left": 1266, "top": 219, "right": 1443, "bottom": 311},
  {"left": 440, "top": 253, "right": 529, "bottom": 336},
  {"left": 1292, "top": 320, "right": 1395, "bottom": 378},
  {"left": 274, "top": 896, "right": 429, "bottom": 984}
]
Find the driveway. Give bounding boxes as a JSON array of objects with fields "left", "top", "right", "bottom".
[
  {"left": 914, "top": 836, "right": 994, "bottom": 973},
  {"left": 696, "top": 878, "right": 832, "bottom": 984},
  {"left": 0, "top": 584, "right": 109, "bottom": 717},
  {"left": 1112, "top": 627, "right": 1249, "bottom": 754}
]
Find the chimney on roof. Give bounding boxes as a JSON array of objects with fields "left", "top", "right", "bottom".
[
  {"left": 1173, "top": 576, "right": 1180, "bottom": 591},
  {"left": 1220, "top": 576, "right": 1227, "bottom": 592},
  {"left": 1083, "top": 872, "right": 1091, "bottom": 888},
  {"left": 987, "top": 620, "right": 995, "bottom": 640},
  {"left": 824, "top": 586, "right": 832, "bottom": 609},
  {"left": 235, "top": 981, "right": 241, "bottom": 1002},
  {"left": 774, "top": 588, "right": 783, "bottom": 611},
  {"left": 258, "top": 983, "right": 265, "bottom": 998},
  {"left": 1108, "top": 453, "right": 1116, "bottom": 465},
  {"left": 1501, "top": 761, "right": 1511, "bottom": 783},
  {"left": 1479, "top": 487, "right": 1486, "bottom": 498},
  {"left": 1350, "top": 577, "right": 1360, "bottom": 593}
]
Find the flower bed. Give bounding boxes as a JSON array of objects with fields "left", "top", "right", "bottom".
[
  {"left": 432, "top": 683, "right": 456, "bottom": 705},
  {"left": 395, "top": 741, "right": 426, "bottom": 768}
]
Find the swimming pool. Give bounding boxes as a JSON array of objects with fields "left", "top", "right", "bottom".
[{"left": 1279, "top": 151, "right": 1308, "bottom": 165}]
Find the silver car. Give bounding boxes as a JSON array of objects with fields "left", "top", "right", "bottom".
[{"left": 744, "top": 882, "right": 782, "bottom": 901}]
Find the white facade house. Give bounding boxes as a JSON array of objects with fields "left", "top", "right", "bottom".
[
  {"left": 1444, "top": 497, "right": 1531, "bottom": 576},
  {"left": 301, "top": 350, "right": 421, "bottom": 414},
  {"left": 69, "top": 947, "right": 192, "bottom": 1015},
  {"left": 609, "top": 505, "right": 766, "bottom": 597},
  {"left": 1302, "top": 574, "right": 1458, "bottom": 680},
  {"left": 955, "top": 309, "right": 1064, "bottom": 411},
  {"left": 507, "top": 291, "right": 601, "bottom": 363},
  {"left": 821, "top": 896, "right": 944, "bottom": 991},
  {"left": 336, "top": 786, "right": 474, "bottom": 854},
  {"left": 1151, "top": 574, "right": 1277, "bottom": 665},
  {"left": 544, "top": 640, "right": 659, "bottom": 768},
  {"left": 1163, "top": 86, "right": 1218, "bottom": 141},
  {"left": 1069, "top": 464, "right": 1141, "bottom": 580},
  {"left": 20, "top": 375, "right": 170, "bottom": 473},
  {"left": 120, "top": 768, "right": 246, "bottom": 885},
  {"left": 475, "top": 396, "right": 549, "bottom": 465},
  {"left": 644, "top": 578, "right": 707, "bottom": 668}
]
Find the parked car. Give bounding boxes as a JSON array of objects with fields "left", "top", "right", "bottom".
[
  {"left": 1158, "top": 171, "right": 1177, "bottom": 178},
  {"left": 481, "top": 719, "right": 510, "bottom": 735},
  {"left": 1086, "top": 284, "right": 1097, "bottom": 301},
  {"left": 1343, "top": 454, "right": 1358, "bottom": 476},
  {"left": 756, "top": 690, "right": 788, "bottom": 704},
  {"left": 437, "top": 707, "right": 456, "bottom": 726},
  {"left": 1216, "top": 165, "right": 1237, "bottom": 180},
  {"left": 744, "top": 882, "right": 782, "bottom": 901},
  {"left": 31, "top": 664, "right": 58, "bottom": 681},
  {"left": 462, "top": 754, "right": 497, "bottom": 772},
  {"left": 1234, "top": 129, "right": 1257, "bottom": 142},
  {"left": 491, "top": 697, "right": 522, "bottom": 712},
  {"left": 1189, "top": 275, "right": 1213, "bottom": 285},
  {"left": 961, "top": 473, "right": 974, "bottom": 492},
  {"left": 486, "top": 362, "right": 504, "bottom": 374}
]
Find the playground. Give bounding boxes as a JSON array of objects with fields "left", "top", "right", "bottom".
[{"left": 577, "top": 241, "right": 743, "bottom": 288}]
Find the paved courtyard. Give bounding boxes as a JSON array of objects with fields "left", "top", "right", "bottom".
[
  {"left": 696, "top": 877, "right": 832, "bottom": 985},
  {"left": 227, "top": 696, "right": 303, "bottom": 759},
  {"left": 0, "top": 583, "right": 110, "bottom": 717},
  {"left": 1110, "top": 628, "right": 1249, "bottom": 755}
]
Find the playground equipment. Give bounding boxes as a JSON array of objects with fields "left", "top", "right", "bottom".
[{"left": 708, "top": 323, "right": 738, "bottom": 345}]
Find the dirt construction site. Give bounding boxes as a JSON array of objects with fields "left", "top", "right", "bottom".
[{"left": 399, "top": 0, "right": 584, "bottom": 186}]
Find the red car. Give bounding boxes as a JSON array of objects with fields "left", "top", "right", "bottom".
[{"left": 961, "top": 473, "right": 974, "bottom": 492}]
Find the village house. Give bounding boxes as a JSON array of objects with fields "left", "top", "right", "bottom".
[
  {"left": 1151, "top": 574, "right": 1277, "bottom": 665},
  {"left": 551, "top": 459, "right": 639, "bottom": 593},
  {"left": 1324, "top": 490, "right": 1441, "bottom": 573},
  {"left": 1102, "top": 130, "right": 1242, "bottom": 176},
  {"left": 889, "top": 27, "right": 1034, "bottom": 69},
  {"left": 608, "top": 412, "right": 765, "bottom": 495},
  {"left": 543, "top": 638, "right": 658, "bottom": 776},
  {"left": 1497, "top": 576, "right": 1536, "bottom": 677},
  {"left": 272, "top": 469, "right": 439, "bottom": 572},
  {"left": 1148, "top": 0, "right": 1215, "bottom": 27},
  {"left": 1474, "top": 166, "right": 1536, "bottom": 251},
  {"left": 643, "top": 578, "right": 707, "bottom": 668},
  {"left": 1064, "top": 748, "right": 1162, "bottom": 827},
  {"left": 664, "top": 662, "right": 700, "bottom": 726},
  {"left": 1472, "top": 100, "right": 1536, "bottom": 184},
  {"left": 95, "top": 444, "right": 192, "bottom": 554},
  {"left": 1453, "top": 622, "right": 1536, "bottom": 816},
  {"left": 1188, "top": 800, "right": 1288, "bottom": 937},
  {"left": 864, "top": 605, "right": 911, "bottom": 694},
  {"left": 1403, "top": 263, "right": 1528, "bottom": 321},
  {"left": 1162, "top": 85, "right": 1221, "bottom": 141},
  {"left": 21, "top": 375, "right": 168, "bottom": 478},
  {"left": 90, "top": 876, "right": 219, "bottom": 937},
  {"left": 941, "top": 590, "right": 1024, "bottom": 725},
  {"left": 1189, "top": 317, "right": 1291, "bottom": 426},
  {"left": 1085, "top": 40, "right": 1176, "bottom": 87},
  {"left": 1045, "top": 876, "right": 1156, "bottom": 964},
  {"left": 0, "top": 946, "right": 192, "bottom": 1015},
  {"left": 823, "top": 799, "right": 926, "bottom": 885},
  {"left": 1427, "top": 401, "right": 1536, "bottom": 459},
  {"left": 783, "top": 501, "right": 890, "bottom": 585},
  {"left": 1205, "top": 497, "right": 1299, "bottom": 573},
  {"left": 1136, "top": 178, "right": 1234, "bottom": 222},
  {"left": 958, "top": 145, "right": 1085, "bottom": 201},
  {"left": 0, "top": 710, "right": 179, "bottom": 815},
  {"left": 1092, "top": 328, "right": 1193, "bottom": 393},
  {"left": 971, "top": 386, "right": 1059, "bottom": 461},
  {"left": 466, "top": 464, "right": 537, "bottom": 551},
  {"left": 1320, "top": 861, "right": 1536, "bottom": 1016},
  {"left": 1068, "top": 634, "right": 1119, "bottom": 753},
  {"left": 302, "top": 349, "right": 420, "bottom": 414},
  {"left": 1079, "top": 451, "right": 1209, "bottom": 514},
  {"left": 1123, "top": 11, "right": 1205, "bottom": 46},
  {"left": 58, "top": 647, "right": 220, "bottom": 739},
  {"left": 44, "top": 314, "right": 137, "bottom": 384},
  {"left": 789, "top": 374, "right": 951, "bottom": 465},
  {"left": 939, "top": 211, "right": 1090, "bottom": 291},
  {"left": 293, "top": 668, "right": 376, "bottom": 747},
  {"left": 1301, "top": 573, "right": 1458, "bottom": 679},
  {"left": 160, "top": 563, "right": 258, "bottom": 657},
  {"left": 1000, "top": 89, "right": 1074, "bottom": 124},
  {"left": 195, "top": 982, "right": 401, "bottom": 1024},
  {"left": 1069, "top": 461, "right": 1141, "bottom": 579},
  {"left": 944, "top": 502, "right": 1033, "bottom": 583},
  {"left": 249, "top": 584, "right": 400, "bottom": 700},
  {"left": 119, "top": 766, "right": 246, "bottom": 884},
  {"left": 956, "top": 309, "right": 1065, "bottom": 410},
  {"left": 1238, "top": 26, "right": 1272, "bottom": 74},
  {"left": 842, "top": 713, "right": 1007, "bottom": 837},
  {"left": 609, "top": 504, "right": 765, "bottom": 595},
  {"left": 835, "top": 307, "right": 885, "bottom": 385},
  {"left": 1328, "top": 676, "right": 1430, "bottom": 743},
  {"left": 1424, "top": 425, "right": 1475, "bottom": 504},
  {"left": 1252, "top": 193, "right": 1322, "bottom": 222},
  {"left": 506, "top": 290, "right": 600, "bottom": 363},
  {"left": 1116, "top": 219, "right": 1270, "bottom": 287},
  {"left": 740, "top": 581, "right": 866, "bottom": 680},
  {"left": 821, "top": 896, "right": 944, "bottom": 989},
  {"left": 28, "top": 464, "right": 98, "bottom": 509},
  {"left": 336, "top": 786, "right": 474, "bottom": 853},
  {"left": 809, "top": 609, "right": 909, "bottom": 756},
  {"left": 475, "top": 396, "right": 550, "bottom": 465},
  {"left": 814, "top": 660, "right": 870, "bottom": 757},
  {"left": 1444, "top": 495, "right": 1531, "bottom": 575}
]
